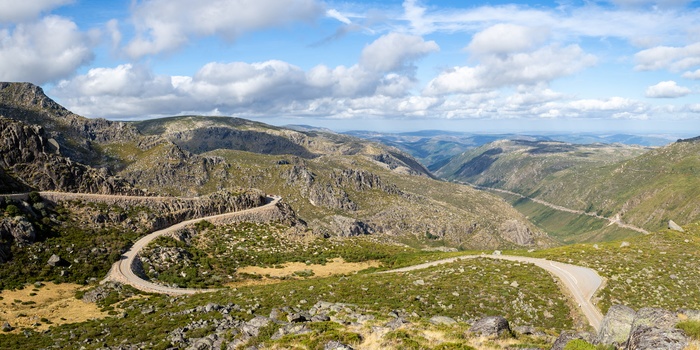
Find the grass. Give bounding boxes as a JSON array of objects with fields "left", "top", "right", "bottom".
[
  {"left": 678, "top": 320, "right": 700, "bottom": 340},
  {"left": 517, "top": 222, "right": 700, "bottom": 314}
]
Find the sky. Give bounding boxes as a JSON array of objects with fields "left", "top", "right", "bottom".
[{"left": 0, "top": 0, "right": 699, "bottom": 134}]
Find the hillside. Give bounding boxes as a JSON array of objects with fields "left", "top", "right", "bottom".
[
  {"left": 437, "top": 138, "right": 700, "bottom": 236},
  {"left": 0, "top": 82, "right": 548, "bottom": 251}
]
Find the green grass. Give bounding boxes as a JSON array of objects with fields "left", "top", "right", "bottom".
[
  {"left": 518, "top": 222, "right": 700, "bottom": 314},
  {"left": 677, "top": 320, "right": 700, "bottom": 340}
]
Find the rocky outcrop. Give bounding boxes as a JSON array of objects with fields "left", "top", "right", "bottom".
[
  {"left": 500, "top": 219, "right": 536, "bottom": 246},
  {"left": 330, "top": 169, "right": 403, "bottom": 195},
  {"left": 594, "top": 305, "right": 690, "bottom": 350},
  {"left": 626, "top": 326, "right": 688, "bottom": 350},
  {"left": 596, "top": 304, "right": 636, "bottom": 346},
  {"left": 0, "top": 118, "right": 142, "bottom": 195},
  {"left": 469, "top": 316, "right": 512, "bottom": 337},
  {"left": 0, "top": 216, "right": 36, "bottom": 243},
  {"left": 52, "top": 189, "right": 270, "bottom": 234},
  {"left": 325, "top": 215, "right": 373, "bottom": 237}
]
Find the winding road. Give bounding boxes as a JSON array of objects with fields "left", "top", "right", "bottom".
[
  {"left": 381, "top": 254, "right": 604, "bottom": 332},
  {"left": 464, "top": 182, "right": 649, "bottom": 235},
  {"left": 103, "top": 195, "right": 281, "bottom": 295},
  {"left": 5, "top": 191, "right": 605, "bottom": 330}
]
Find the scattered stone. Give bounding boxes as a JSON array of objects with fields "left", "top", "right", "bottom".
[
  {"left": 429, "top": 316, "right": 456, "bottom": 325},
  {"left": 384, "top": 317, "right": 408, "bottom": 330},
  {"left": 493, "top": 250, "right": 502, "bottom": 255},
  {"left": 597, "top": 304, "right": 636, "bottom": 346},
  {"left": 47, "top": 254, "right": 62, "bottom": 267},
  {"left": 510, "top": 281, "right": 519, "bottom": 288},
  {"left": 668, "top": 220, "right": 684, "bottom": 232},
  {"left": 324, "top": 340, "right": 354, "bottom": 350},
  {"left": 413, "top": 279, "right": 425, "bottom": 286},
  {"left": 469, "top": 316, "right": 511, "bottom": 337},
  {"left": 2, "top": 322, "right": 12, "bottom": 332},
  {"left": 620, "top": 242, "right": 630, "bottom": 248}
]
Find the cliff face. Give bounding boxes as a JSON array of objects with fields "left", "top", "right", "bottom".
[{"left": 0, "top": 118, "right": 141, "bottom": 194}]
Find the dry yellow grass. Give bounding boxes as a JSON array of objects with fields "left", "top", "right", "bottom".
[
  {"left": 0, "top": 282, "right": 106, "bottom": 333},
  {"left": 236, "top": 258, "right": 380, "bottom": 278}
]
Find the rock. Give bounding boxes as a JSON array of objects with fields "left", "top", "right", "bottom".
[
  {"left": 668, "top": 220, "right": 684, "bottom": 232},
  {"left": 324, "top": 340, "right": 354, "bottom": 350},
  {"left": 384, "top": 317, "right": 408, "bottom": 330},
  {"left": 242, "top": 316, "right": 271, "bottom": 337},
  {"left": 597, "top": 304, "right": 636, "bottom": 346},
  {"left": 469, "top": 316, "right": 511, "bottom": 337},
  {"left": 626, "top": 325, "right": 688, "bottom": 350},
  {"left": 620, "top": 241, "right": 631, "bottom": 248},
  {"left": 500, "top": 219, "right": 536, "bottom": 246},
  {"left": 287, "top": 312, "right": 310, "bottom": 323},
  {"left": 47, "top": 254, "right": 62, "bottom": 267},
  {"left": 429, "top": 316, "right": 457, "bottom": 325},
  {"left": 551, "top": 331, "right": 592, "bottom": 350},
  {"left": 2, "top": 322, "right": 12, "bottom": 332},
  {"left": 272, "top": 323, "right": 311, "bottom": 340},
  {"left": 0, "top": 216, "right": 36, "bottom": 243},
  {"left": 630, "top": 308, "right": 678, "bottom": 332}
]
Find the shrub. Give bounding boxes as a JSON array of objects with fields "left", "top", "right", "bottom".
[
  {"left": 5, "top": 204, "right": 20, "bottom": 217},
  {"left": 678, "top": 320, "right": 700, "bottom": 340},
  {"left": 563, "top": 339, "right": 596, "bottom": 350},
  {"left": 28, "top": 192, "right": 42, "bottom": 205}
]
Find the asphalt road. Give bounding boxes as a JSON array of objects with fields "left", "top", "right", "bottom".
[
  {"left": 104, "top": 195, "right": 281, "bottom": 295},
  {"left": 381, "top": 254, "right": 604, "bottom": 332}
]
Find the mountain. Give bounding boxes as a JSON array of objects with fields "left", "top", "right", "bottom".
[
  {"left": 0, "top": 82, "right": 548, "bottom": 250},
  {"left": 437, "top": 138, "right": 700, "bottom": 238},
  {"left": 343, "top": 130, "right": 677, "bottom": 173}
]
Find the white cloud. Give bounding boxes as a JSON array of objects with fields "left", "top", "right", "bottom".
[
  {"left": 53, "top": 33, "right": 439, "bottom": 118},
  {"left": 467, "top": 24, "right": 549, "bottom": 56},
  {"left": 635, "top": 42, "right": 700, "bottom": 71},
  {"left": 682, "top": 69, "right": 700, "bottom": 80},
  {"left": 0, "top": 0, "right": 72, "bottom": 23},
  {"left": 359, "top": 32, "right": 439, "bottom": 72},
  {"left": 607, "top": 0, "right": 692, "bottom": 8},
  {"left": 125, "top": 0, "right": 323, "bottom": 57},
  {"left": 424, "top": 43, "right": 596, "bottom": 95},
  {"left": 0, "top": 16, "right": 94, "bottom": 84},
  {"left": 645, "top": 80, "right": 691, "bottom": 98},
  {"left": 326, "top": 9, "right": 352, "bottom": 24}
]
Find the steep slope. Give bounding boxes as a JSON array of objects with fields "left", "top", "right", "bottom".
[{"left": 438, "top": 138, "right": 700, "bottom": 234}]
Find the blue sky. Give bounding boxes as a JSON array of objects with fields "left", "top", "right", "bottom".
[{"left": 1, "top": 0, "right": 699, "bottom": 134}]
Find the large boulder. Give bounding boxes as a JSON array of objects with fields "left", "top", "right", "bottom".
[
  {"left": 597, "top": 304, "right": 636, "bottom": 346},
  {"left": 667, "top": 220, "right": 684, "bottom": 232},
  {"left": 469, "top": 316, "right": 511, "bottom": 337},
  {"left": 626, "top": 325, "right": 688, "bottom": 350}
]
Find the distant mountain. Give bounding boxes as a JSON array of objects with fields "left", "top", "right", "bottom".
[
  {"left": 0, "top": 82, "right": 549, "bottom": 250},
  {"left": 343, "top": 130, "right": 679, "bottom": 172},
  {"left": 437, "top": 138, "right": 700, "bottom": 234}
]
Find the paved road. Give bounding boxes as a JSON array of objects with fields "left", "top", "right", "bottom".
[
  {"left": 381, "top": 254, "right": 604, "bottom": 332},
  {"left": 104, "top": 195, "right": 282, "bottom": 295},
  {"left": 464, "top": 182, "right": 648, "bottom": 235}
]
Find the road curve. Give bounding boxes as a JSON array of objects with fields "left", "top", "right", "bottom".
[
  {"left": 103, "top": 195, "right": 282, "bottom": 295},
  {"left": 381, "top": 254, "right": 604, "bottom": 332}
]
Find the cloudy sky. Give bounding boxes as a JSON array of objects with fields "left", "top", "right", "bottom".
[{"left": 1, "top": 0, "right": 699, "bottom": 133}]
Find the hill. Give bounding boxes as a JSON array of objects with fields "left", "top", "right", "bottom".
[
  {"left": 0, "top": 82, "right": 549, "bottom": 252},
  {"left": 437, "top": 138, "right": 700, "bottom": 238}
]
